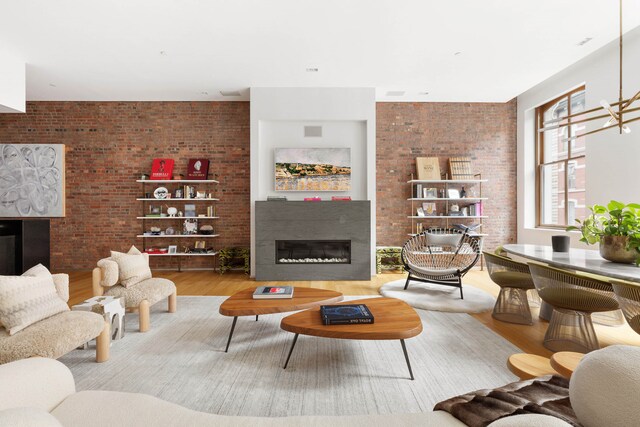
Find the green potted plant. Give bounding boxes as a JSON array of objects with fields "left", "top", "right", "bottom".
[{"left": 567, "top": 200, "right": 640, "bottom": 265}]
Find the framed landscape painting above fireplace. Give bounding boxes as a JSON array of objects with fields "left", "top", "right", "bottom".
[{"left": 274, "top": 147, "right": 351, "bottom": 191}]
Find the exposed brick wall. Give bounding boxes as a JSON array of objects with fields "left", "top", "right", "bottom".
[
  {"left": 0, "top": 100, "right": 515, "bottom": 271},
  {"left": 376, "top": 101, "right": 517, "bottom": 251},
  {"left": 0, "top": 102, "right": 250, "bottom": 270}
]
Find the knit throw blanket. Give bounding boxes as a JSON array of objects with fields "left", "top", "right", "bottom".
[{"left": 434, "top": 375, "right": 581, "bottom": 427}]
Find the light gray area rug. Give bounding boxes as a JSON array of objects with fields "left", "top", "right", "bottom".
[
  {"left": 60, "top": 296, "right": 518, "bottom": 417},
  {"left": 380, "top": 279, "right": 496, "bottom": 314}
]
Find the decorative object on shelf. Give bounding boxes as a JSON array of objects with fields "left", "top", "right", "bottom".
[
  {"left": 186, "top": 159, "right": 210, "bottom": 180},
  {"left": 461, "top": 207, "right": 469, "bottom": 216},
  {"left": 422, "top": 202, "right": 437, "bottom": 216},
  {"left": 460, "top": 186, "right": 467, "bottom": 198},
  {"left": 150, "top": 158, "right": 174, "bottom": 180},
  {"left": 416, "top": 207, "right": 425, "bottom": 217},
  {"left": 140, "top": 173, "right": 149, "bottom": 180},
  {"left": 195, "top": 240, "right": 206, "bottom": 249},
  {"left": 566, "top": 200, "right": 640, "bottom": 265},
  {"left": 450, "top": 204, "right": 460, "bottom": 214},
  {"left": 551, "top": 235, "right": 571, "bottom": 252},
  {"left": 275, "top": 147, "right": 351, "bottom": 191},
  {"left": 331, "top": 196, "right": 352, "bottom": 201},
  {"left": 183, "top": 218, "right": 198, "bottom": 235},
  {"left": 178, "top": 210, "right": 183, "bottom": 217},
  {"left": 174, "top": 188, "right": 184, "bottom": 198},
  {"left": 196, "top": 191, "right": 206, "bottom": 199},
  {"left": 149, "top": 227, "right": 161, "bottom": 235},
  {"left": 168, "top": 245, "right": 177, "bottom": 254},
  {"left": 165, "top": 227, "right": 175, "bottom": 235},
  {"left": 416, "top": 157, "right": 441, "bottom": 180},
  {"left": 425, "top": 188, "right": 438, "bottom": 198},
  {"left": 539, "top": 0, "right": 638, "bottom": 140},
  {"left": 173, "top": 174, "right": 184, "bottom": 180},
  {"left": 167, "top": 207, "right": 177, "bottom": 217},
  {"left": 0, "top": 144, "right": 66, "bottom": 217},
  {"left": 153, "top": 187, "right": 169, "bottom": 199},
  {"left": 447, "top": 189, "right": 460, "bottom": 199},
  {"left": 448, "top": 157, "right": 473, "bottom": 180},
  {"left": 218, "top": 247, "right": 250, "bottom": 275},
  {"left": 267, "top": 196, "right": 288, "bottom": 201},
  {"left": 147, "top": 205, "right": 162, "bottom": 217},
  {"left": 199, "top": 225, "right": 214, "bottom": 235},
  {"left": 304, "top": 197, "right": 322, "bottom": 201},
  {"left": 184, "top": 204, "right": 196, "bottom": 217}
]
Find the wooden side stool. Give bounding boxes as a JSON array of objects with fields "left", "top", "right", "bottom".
[
  {"left": 507, "top": 353, "right": 557, "bottom": 380},
  {"left": 550, "top": 352, "right": 584, "bottom": 379}
]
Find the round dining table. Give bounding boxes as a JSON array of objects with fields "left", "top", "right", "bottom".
[{"left": 502, "top": 244, "right": 640, "bottom": 284}]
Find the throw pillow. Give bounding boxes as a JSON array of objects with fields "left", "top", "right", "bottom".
[
  {"left": 0, "top": 275, "right": 70, "bottom": 335},
  {"left": 110, "top": 246, "right": 152, "bottom": 288},
  {"left": 23, "top": 263, "right": 53, "bottom": 279}
]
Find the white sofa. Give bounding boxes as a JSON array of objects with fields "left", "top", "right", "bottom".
[{"left": 1, "top": 345, "right": 638, "bottom": 427}]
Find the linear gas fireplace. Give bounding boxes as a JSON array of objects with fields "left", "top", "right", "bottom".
[
  {"left": 255, "top": 201, "right": 371, "bottom": 280},
  {"left": 276, "top": 240, "right": 351, "bottom": 264}
]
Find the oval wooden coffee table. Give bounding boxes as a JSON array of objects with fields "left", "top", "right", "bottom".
[
  {"left": 280, "top": 297, "right": 423, "bottom": 380},
  {"left": 219, "top": 287, "right": 343, "bottom": 352}
]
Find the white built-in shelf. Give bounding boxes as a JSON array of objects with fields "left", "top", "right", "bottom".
[
  {"left": 137, "top": 179, "right": 219, "bottom": 184},
  {"left": 407, "top": 197, "right": 488, "bottom": 201},
  {"left": 137, "top": 234, "right": 220, "bottom": 238},
  {"left": 136, "top": 198, "right": 219, "bottom": 201},
  {"left": 146, "top": 252, "right": 219, "bottom": 257},
  {"left": 408, "top": 216, "right": 488, "bottom": 219},
  {"left": 137, "top": 216, "right": 219, "bottom": 220},
  {"left": 407, "top": 179, "right": 488, "bottom": 184}
]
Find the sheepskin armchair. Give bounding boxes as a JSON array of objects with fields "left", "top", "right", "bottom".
[
  {"left": 92, "top": 248, "right": 177, "bottom": 333},
  {"left": 0, "top": 273, "right": 109, "bottom": 364}
]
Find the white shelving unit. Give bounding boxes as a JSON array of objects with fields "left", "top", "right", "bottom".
[
  {"left": 138, "top": 178, "right": 220, "bottom": 271},
  {"left": 408, "top": 175, "right": 488, "bottom": 269}
]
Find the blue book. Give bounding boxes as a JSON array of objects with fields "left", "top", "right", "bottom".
[{"left": 320, "top": 304, "right": 374, "bottom": 325}]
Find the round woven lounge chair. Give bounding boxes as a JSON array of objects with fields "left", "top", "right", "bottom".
[
  {"left": 610, "top": 279, "right": 640, "bottom": 334},
  {"left": 401, "top": 228, "right": 482, "bottom": 299},
  {"left": 484, "top": 250, "right": 535, "bottom": 325},
  {"left": 528, "top": 262, "right": 619, "bottom": 353}
]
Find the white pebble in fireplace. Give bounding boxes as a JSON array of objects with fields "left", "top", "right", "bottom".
[{"left": 278, "top": 257, "right": 349, "bottom": 263}]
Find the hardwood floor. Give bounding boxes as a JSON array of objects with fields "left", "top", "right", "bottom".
[{"left": 68, "top": 269, "right": 640, "bottom": 359}]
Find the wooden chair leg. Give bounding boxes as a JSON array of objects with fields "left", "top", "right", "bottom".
[
  {"left": 96, "top": 320, "right": 110, "bottom": 363},
  {"left": 139, "top": 300, "right": 150, "bottom": 332},
  {"left": 168, "top": 292, "right": 177, "bottom": 313}
]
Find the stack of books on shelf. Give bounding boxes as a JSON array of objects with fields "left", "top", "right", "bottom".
[
  {"left": 320, "top": 304, "right": 374, "bottom": 325},
  {"left": 206, "top": 205, "right": 216, "bottom": 217},
  {"left": 469, "top": 201, "right": 483, "bottom": 216}
]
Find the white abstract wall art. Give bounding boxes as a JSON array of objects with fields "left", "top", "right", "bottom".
[{"left": 0, "top": 144, "right": 66, "bottom": 217}]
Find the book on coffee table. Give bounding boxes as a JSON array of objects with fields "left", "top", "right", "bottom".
[
  {"left": 253, "top": 286, "right": 294, "bottom": 299},
  {"left": 320, "top": 304, "right": 374, "bottom": 325}
]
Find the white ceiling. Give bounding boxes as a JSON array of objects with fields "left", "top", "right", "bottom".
[{"left": 2, "top": 0, "right": 640, "bottom": 102}]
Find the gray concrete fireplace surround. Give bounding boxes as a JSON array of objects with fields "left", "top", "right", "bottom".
[{"left": 255, "top": 201, "right": 371, "bottom": 280}]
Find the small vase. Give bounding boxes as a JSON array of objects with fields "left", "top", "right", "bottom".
[{"left": 599, "top": 235, "right": 638, "bottom": 264}]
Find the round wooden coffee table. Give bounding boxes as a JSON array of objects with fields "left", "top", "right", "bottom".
[
  {"left": 507, "top": 353, "right": 557, "bottom": 380},
  {"left": 219, "top": 287, "right": 343, "bottom": 352},
  {"left": 550, "top": 352, "right": 584, "bottom": 379},
  {"left": 280, "top": 297, "right": 423, "bottom": 380}
]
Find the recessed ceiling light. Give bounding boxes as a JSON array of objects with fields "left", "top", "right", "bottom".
[
  {"left": 454, "top": 51, "right": 462, "bottom": 56},
  {"left": 49, "top": 83, "right": 56, "bottom": 87},
  {"left": 577, "top": 37, "right": 593, "bottom": 46},
  {"left": 159, "top": 51, "right": 167, "bottom": 56},
  {"left": 386, "top": 91, "right": 405, "bottom": 97},
  {"left": 201, "top": 91, "right": 208, "bottom": 95},
  {"left": 419, "top": 91, "right": 429, "bottom": 95},
  {"left": 220, "top": 90, "right": 241, "bottom": 97},
  {"left": 306, "top": 67, "right": 319, "bottom": 72}
]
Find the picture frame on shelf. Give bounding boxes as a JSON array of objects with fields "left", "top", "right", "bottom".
[
  {"left": 185, "top": 204, "right": 196, "bottom": 217},
  {"left": 416, "top": 207, "right": 425, "bottom": 217},
  {"left": 183, "top": 218, "right": 198, "bottom": 235},
  {"left": 447, "top": 189, "right": 460, "bottom": 199},
  {"left": 196, "top": 191, "right": 207, "bottom": 199},
  {"left": 174, "top": 188, "right": 184, "bottom": 198},
  {"left": 415, "top": 157, "right": 441, "bottom": 180},
  {"left": 422, "top": 202, "right": 437, "bottom": 216},
  {"left": 195, "top": 241, "right": 206, "bottom": 249},
  {"left": 168, "top": 245, "right": 177, "bottom": 254},
  {"left": 150, "top": 158, "right": 175, "bottom": 180},
  {"left": 425, "top": 188, "right": 438, "bottom": 198}
]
